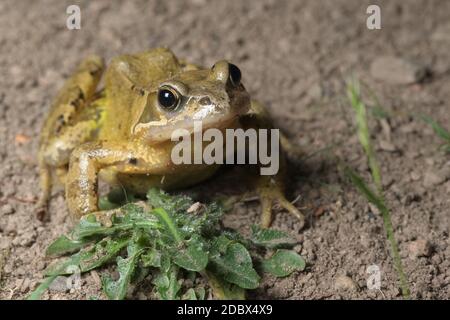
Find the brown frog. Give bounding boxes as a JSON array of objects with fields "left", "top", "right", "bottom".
[{"left": 36, "top": 48, "right": 304, "bottom": 228}]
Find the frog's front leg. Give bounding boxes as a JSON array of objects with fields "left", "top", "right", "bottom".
[
  {"left": 66, "top": 141, "right": 172, "bottom": 219},
  {"left": 242, "top": 100, "right": 305, "bottom": 229}
]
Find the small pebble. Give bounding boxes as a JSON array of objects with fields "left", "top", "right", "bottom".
[
  {"left": 370, "top": 56, "right": 426, "bottom": 85},
  {"left": 20, "top": 278, "right": 31, "bottom": 293},
  {"left": 410, "top": 171, "right": 421, "bottom": 181},
  {"left": 137, "top": 292, "right": 148, "bottom": 300},
  {"left": 90, "top": 270, "right": 102, "bottom": 288},
  {"left": 432, "top": 23, "right": 450, "bottom": 42},
  {"left": 0, "top": 204, "right": 15, "bottom": 215},
  {"left": 379, "top": 140, "right": 397, "bottom": 152},
  {"left": 423, "top": 169, "right": 449, "bottom": 188},
  {"left": 408, "top": 239, "right": 432, "bottom": 259},
  {"left": 334, "top": 275, "right": 358, "bottom": 291}
]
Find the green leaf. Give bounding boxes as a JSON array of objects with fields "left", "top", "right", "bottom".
[
  {"left": 209, "top": 242, "right": 260, "bottom": 289},
  {"left": 141, "top": 248, "right": 162, "bottom": 268},
  {"left": 72, "top": 217, "right": 109, "bottom": 239},
  {"left": 73, "top": 207, "right": 159, "bottom": 240},
  {"left": 44, "top": 251, "right": 87, "bottom": 277},
  {"left": 152, "top": 208, "right": 182, "bottom": 243},
  {"left": 44, "top": 236, "right": 130, "bottom": 277},
  {"left": 195, "top": 287, "right": 206, "bottom": 300},
  {"left": 261, "top": 249, "right": 305, "bottom": 277},
  {"left": 152, "top": 266, "right": 181, "bottom": 300},
  {"left": 172, "top": 237, "right": 208, "bottom": 272},
  {"left": 102, "top": 247, "right": 144, "bottom": 300},
  {"left": 147, "top": 188, "right": 192, "bottom": 214},
  {"left": 181, "top": 288, "right": 197, "bottom": 300},
  {"left": 79, "top": 237, "right": 129, "bottom": 272},
  {"left": 27, "top": 275, "right": 58, "bottom": 300},
  {"left": 205, "top": 271, "right": 246, "bottom": 300},
  {"left": 210, "top": 235, "right": 233, "bottom": 254},
  {"left": 29, "top": 251, "right": 88, "bottom": 299},
  {"left": 250, "top": 225, "right": 296, "bottom": 249},
  {"left": 46, "top": 235, "right": 89, "bottom": 257}
]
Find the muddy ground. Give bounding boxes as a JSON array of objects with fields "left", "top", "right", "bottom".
[{"left": 0, "top": 0, "right": 449, "bottom": 300}]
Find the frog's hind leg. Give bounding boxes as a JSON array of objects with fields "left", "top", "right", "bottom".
[
  {"left": 241, "top": 100, "right": 305, "bottom": 229},
  {"left": 36, "top": 55, "right": 104, "bottom": 220}
]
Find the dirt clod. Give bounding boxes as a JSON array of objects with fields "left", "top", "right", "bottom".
[
  {"left": 370, "top": 56, "right": 427, "bottom": 85},
  {"left": 408, "top": 239, "right": 433, "bottom": 259},
  {"left": 0, "top": 204, "right": 15, "bottom": 215},
  {"left": 334, "top": 275, "right": 358, "bottom": 292},
  {"left": 423, "top": 169, "right": 449, "bottom": 188}
]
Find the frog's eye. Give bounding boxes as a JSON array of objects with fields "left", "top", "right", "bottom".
[
  {"left": 228, "top": 63, "right": 241, "bottom": 86},
  {"left": 157, "top": 86, "right": 180, "bottom": 111}
]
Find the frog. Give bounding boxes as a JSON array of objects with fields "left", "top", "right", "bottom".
[{"left": 36, "top": 48, "right": 304, "bottom": 228}]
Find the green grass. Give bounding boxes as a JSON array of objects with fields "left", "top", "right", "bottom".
[
  {"left": 346, "top": 79, "right": 410, "bottom": 299},
  {"left": 419, "top": 115, "right": 450, "bottom": 153},
  {"left": 28, "top": 189, "right": 305, "bottom": 300}
]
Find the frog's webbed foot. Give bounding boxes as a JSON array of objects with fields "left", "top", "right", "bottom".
[{"left": 257, "top": 176, "right": 305, "bottom": 229}]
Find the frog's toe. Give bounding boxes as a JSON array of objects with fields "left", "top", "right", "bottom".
[
  {"left": 80, "top": 209, "right": 124, "bottom": 227},
  {"left": 258, "top": 185, "right": 305, "bottom": 229},
  {"left": 35, "top": 202, "right": 48, "bottom": 221}
]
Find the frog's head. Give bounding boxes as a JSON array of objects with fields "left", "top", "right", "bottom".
[{"left": 133, "top": 61, "right": 250, "bottom": 143}]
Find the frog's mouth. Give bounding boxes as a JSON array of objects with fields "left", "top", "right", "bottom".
[{"left": 133, "top": 113, "right": 241, "bottom": 144}]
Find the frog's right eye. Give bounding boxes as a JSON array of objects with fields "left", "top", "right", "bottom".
[{"left": 158, "top": 86, "right": 180, "bottom": 111}]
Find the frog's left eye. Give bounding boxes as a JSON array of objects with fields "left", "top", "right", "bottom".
[{"left": 158, "top": 86, "right": 180, "bottom": 111}]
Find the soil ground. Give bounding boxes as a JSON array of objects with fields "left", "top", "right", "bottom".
[{"left": 0, "top": 0, "right": 449, "bottom": 300}]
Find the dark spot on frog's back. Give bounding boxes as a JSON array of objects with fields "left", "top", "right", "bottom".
[
  {"left": 70, "top": 90, "right": 85, "bottom": 109},
  {"left": 89, "top": 67, "right": 102, "bottom": 76},
  {"left": 199, "top": 97, "right": 212, "bottom": 106},
  {"left": 131, "top": 84, "right": 145, "bottom": 96}
]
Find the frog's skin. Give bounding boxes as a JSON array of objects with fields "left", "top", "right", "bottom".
[{"left": 36, "top": 48, "right": 304, "bottom": 228}]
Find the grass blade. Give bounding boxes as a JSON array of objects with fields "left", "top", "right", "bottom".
[
  {"left": 419, "top": 115, "right": 450, "bottom": 153},
  {"left": 346, "top": 79, "right": 410, "bottom": 298}
]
